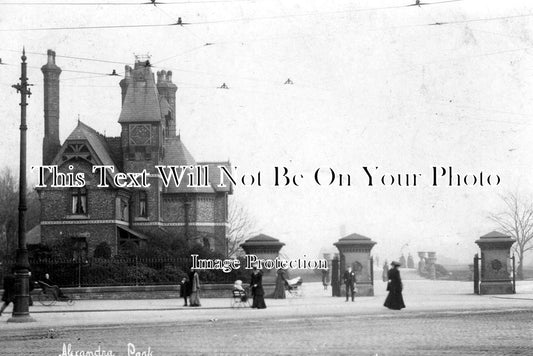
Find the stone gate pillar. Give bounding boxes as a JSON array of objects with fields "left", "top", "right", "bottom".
[
  {"left": 240, "top": 234, "right": 285, "bottom": 284},
  {"left": 475, "top": 231, "right": 515, "bottom": 295},
  {"left": 334, "top": 233, "right": 377, "bottom": 296}
]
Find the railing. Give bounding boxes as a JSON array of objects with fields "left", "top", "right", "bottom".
[{"left": 0, "top": 257, "right": 241, "bottom": 287}]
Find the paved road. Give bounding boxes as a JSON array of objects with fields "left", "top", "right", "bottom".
[
  {"left": 1, "top": 309, "right": 532, "bottom": 355},
  {"left": 1, "top": 279, "right": 533, "bottom": 355}
]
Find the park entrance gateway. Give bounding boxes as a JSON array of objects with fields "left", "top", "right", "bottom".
[
  {"left": 333, "top": 233, "right": 376, "bottom": 297},
  {"left": 474, "top": 231, "right": 515, "bottom": 295}
]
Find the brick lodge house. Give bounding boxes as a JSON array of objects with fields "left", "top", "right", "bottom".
[{"left": 32, "top": 50, "right": 232, "bottom": 258}]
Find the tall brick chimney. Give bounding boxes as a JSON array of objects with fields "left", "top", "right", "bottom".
[
  {"left": 41, "top": 49, "right": 62, "bottom": 165},
  {"left": 156, "top": 70, "right": 178, "bottom": 137}
]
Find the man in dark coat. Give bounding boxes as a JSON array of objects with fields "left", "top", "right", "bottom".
[
  {"left": 343, "top": 266, "right": 357, "bottom": 302},
  {"left": 384, "top": 261, "right": 406, "bottom": 310},
  {"left": 0, "top": 270, "right": 15, "bottom": 316},
  {"left": 179, "top": 277, "right": 189, "bottom": 306}
]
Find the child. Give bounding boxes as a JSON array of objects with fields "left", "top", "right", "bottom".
[
  {"left": 179, "top": 277, "right": 189, "bottom": 306},
  {"left": 233, "top": 280, "right": 247, "bottom": 302}
]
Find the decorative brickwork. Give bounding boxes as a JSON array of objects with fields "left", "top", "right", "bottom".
[{"left": 37, "top": 52, "right": 232, "bottom": 257}]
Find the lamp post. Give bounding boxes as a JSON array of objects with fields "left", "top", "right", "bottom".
[{"left": 8, "top": 48, "right": 35, "bottom": 322}]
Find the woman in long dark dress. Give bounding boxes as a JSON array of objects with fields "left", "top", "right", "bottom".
[
  {"left": 250, "top": 266, "right": 267, "bottom": 309},
  {"left": 188, "top": 268, "right": 201, "bottom": 307},
  {"left": 273, "top": 268, "right": 287, "bottom": 299},
  {"left": 384, "top": 261, "right": 405, "bottom": 310}
]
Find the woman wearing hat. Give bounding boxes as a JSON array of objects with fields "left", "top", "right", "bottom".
[
  {"left": 188, "top": 268, "right": 201, "bottom": 307},
  {"left": 384, "top": 261, "right": 405, "bottom": 310},
  {"left": 250, "top": 265, "right": 266, "bottom": 309}
]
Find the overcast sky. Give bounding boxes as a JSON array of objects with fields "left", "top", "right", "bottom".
[{"left": 1, "top": 0, "right": 533, "bottom": 264}]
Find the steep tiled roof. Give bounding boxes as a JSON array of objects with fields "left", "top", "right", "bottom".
[
  {"left": 162, "top": 137, "right": 214, "bottom": 193},
  {"left": 163, "top": 136, "right": 196, "bottom": 166},
  {"left": 159, "top": 96, "right": 172, "bottom": 116},
  {"left": 198, "top": 161, "right": 233, "bottom": 193},
  {"left": 118, "top": 65, "right": 162, "bottom": 123}
]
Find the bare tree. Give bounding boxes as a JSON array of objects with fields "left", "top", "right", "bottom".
[
  {"left": 0, "top": 168, "right": 18, "bottom": 256},
  {"left": 226, "top": 200, "right": 258, "bottom": 257},
  {"left": 488, "top": 192, "right": 533, "bottom": 279},
  {"left": 0, "top": 167, "right": 41, "bottom": 258}
]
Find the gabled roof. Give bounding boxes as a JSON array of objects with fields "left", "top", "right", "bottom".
[
  {"left": 47, "top": 121, "right": 120, "bottom": 188},
  {"left": 118, "top": 65, "right": 162, "bottom": 123},
  {"left": 64, "top": 121, "right": 118, "bottom": 169}
]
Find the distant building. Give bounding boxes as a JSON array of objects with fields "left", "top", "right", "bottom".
[{"left": 36, "top": 50, "right": 232, "bottom": 258}]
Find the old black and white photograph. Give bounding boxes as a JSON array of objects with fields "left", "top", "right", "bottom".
[{"left": 1, "top": 0, "right": 533, "bottom": 355}]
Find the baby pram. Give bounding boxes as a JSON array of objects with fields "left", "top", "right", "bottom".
[
  {"left": 230, "top": 280, "right": 250, "bottom": 308},
  {"left": 286, "top": 276, "right": 303, "bottom": 297}
]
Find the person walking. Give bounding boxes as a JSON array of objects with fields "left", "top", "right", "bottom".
[
  {"left": 343, "top": 266, "right": 357, "bottom": 302},
  {"left": 382, "top": 261, "right": 389, "bottom": 282},
  {"left": 179, "top": 277, "right": 189, "bottom": 306},
  {"left": 321, "top": 268, "right": 329, "bottom": 291},
  {"left": 28, "top": 271, "right": 35, "bottom": 307},
  {"left": 0, "top": 269, "right": 15, "bottom": 316},
  {"left": 188, "top": 268, "right": 201, "bottom": 307},
  {"left": 250, "top": 266, "right": 266, "bottom": 309},
  {"left": 384, "top": 261, "right": 406, "bottom": 310},
  {"left": 273, "top": 268, "right": 287, "bottom": 299}
]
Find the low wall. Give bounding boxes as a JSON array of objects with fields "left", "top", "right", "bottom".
[{"left": 13, "top": 283, "right": 277, "bottom": 300}]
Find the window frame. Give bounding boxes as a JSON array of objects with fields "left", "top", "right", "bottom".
[{"left": 70, "top": 187, "right": 88, "bottom": 216}]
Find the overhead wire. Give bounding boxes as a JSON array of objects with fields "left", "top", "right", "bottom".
[
  {"left": 0, "top": 0, "right": 488, "bottom": 33},
  {"left": 2, "top": 9, "right": 532, "bottom": 41},
  {"left": 2, "top": 39, "right": 532, "bottom": 91},
  {"left": 1, "top": 1, "right": 531, "bottom": 100},
  {"left": 0, "top": 0, "right": 257, "bottom": 6}
]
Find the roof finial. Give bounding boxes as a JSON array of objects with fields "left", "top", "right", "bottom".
[{"left": 78, "top": 114, "right": 80, "bottom": 123}]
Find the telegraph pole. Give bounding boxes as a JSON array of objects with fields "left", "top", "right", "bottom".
[{"left": 8, "top": 48, "right": 35, "bottom": 323}]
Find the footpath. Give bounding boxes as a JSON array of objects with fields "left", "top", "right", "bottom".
[{"left": 1, "top": 276, "right": 532, "bottom": 332}]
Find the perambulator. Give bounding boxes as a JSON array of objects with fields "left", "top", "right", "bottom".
[
  {"left": 230, "top": 280, "right": 250, "bottom": 308},
  {"left": 286, "top": 276, "right": 303, "bottom": 297}
]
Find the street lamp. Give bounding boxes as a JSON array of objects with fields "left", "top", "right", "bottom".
[{"left": 8, "top": 48, "right": 35, "bottom": 323}]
